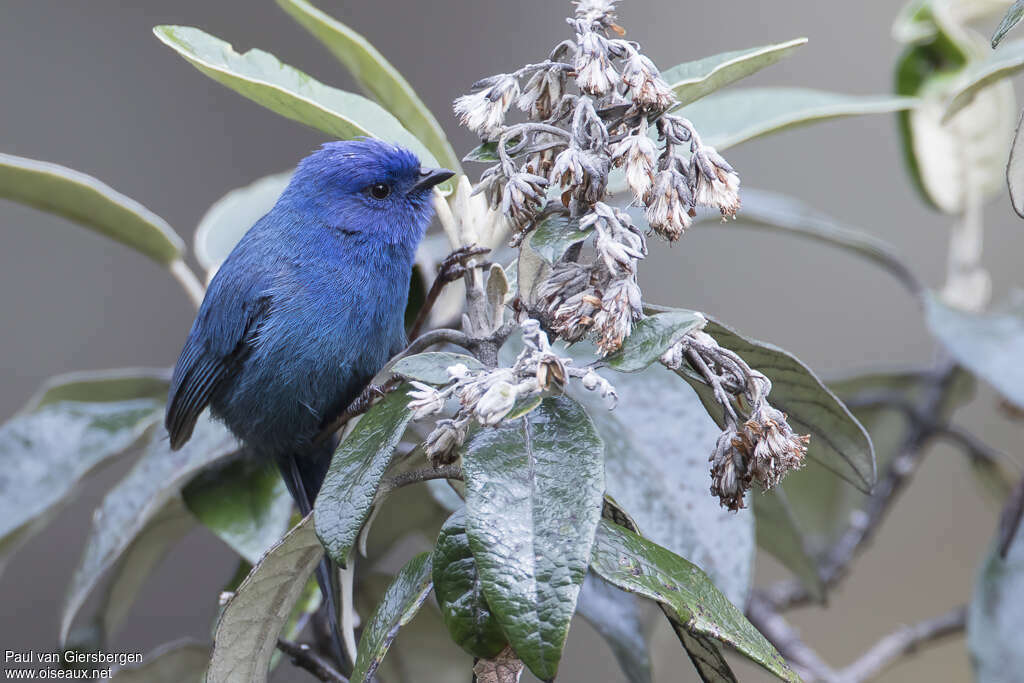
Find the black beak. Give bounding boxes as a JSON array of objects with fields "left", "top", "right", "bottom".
[{"left": 412, "top": 167, "right": 455, "bottom": 193}]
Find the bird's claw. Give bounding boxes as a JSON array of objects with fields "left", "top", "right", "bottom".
[{"left": 438, "top": 244, "right": 491, "bottom": 284}]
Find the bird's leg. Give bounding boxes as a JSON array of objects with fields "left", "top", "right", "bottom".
[
  {"left": 314, "top": 379, "right": 401, "bottom": 445},
  {"left": 408, "top": 244, "right": 491, "bottom": 339}
]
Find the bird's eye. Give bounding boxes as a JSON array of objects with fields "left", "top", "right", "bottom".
[{"left": 368, "top": 182, "right": 391, "bottom": 199}]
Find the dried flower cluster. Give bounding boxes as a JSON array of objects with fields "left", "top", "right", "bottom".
[
  {"left": 453, "top": 0, "right": 741, "bottom": 355},
  {"left": 408, "top": 319, "right": 618, "bottom": 465},
  {"left": 661, "top": 330, "right": 810, "bottom": 510}
]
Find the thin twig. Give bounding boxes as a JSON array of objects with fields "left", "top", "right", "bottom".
[
  {"left": 999, "top": 472, "right": 1024, "bottom": 558},
  {"left": 277, "top": 638, "right": 349, "bottom": 683},
  {"left": 834, "top": 606, "right": 966, "bottom": 683},
  {"left": 746, "top": 594, "right": 836, "bottom": 682}
]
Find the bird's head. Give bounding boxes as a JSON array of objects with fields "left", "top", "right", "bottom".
[{"left": 282, "top": 138, "right": 454, "bottom": 247}]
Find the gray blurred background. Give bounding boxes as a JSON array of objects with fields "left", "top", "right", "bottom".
[{"left": 2, "top": 1, "right": 1021, "bottom": 681}]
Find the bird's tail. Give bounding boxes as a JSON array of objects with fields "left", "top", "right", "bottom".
[{"left": 275, "top": 442, "right": 347, "bottom": 671}]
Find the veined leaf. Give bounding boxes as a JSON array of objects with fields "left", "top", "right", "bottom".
[
  {"left": 461, "top": 397, "right": 605, "bottom": 681},
  {"left": 194, "top": 172, "right": 291, "bottom": 276},
  {"left": 678, "top": 317, "right": 876, "bottom": 492},
  {"left": 604, "top": 310, "right": 706, "bottom": 373},
  {"left": 351, "top": 552, "right": 434, "bottom": 682},
  {"left": 663, "top": 38, "right": 807, "bottom": 108},
  {"left": 183, "top": 456, "right": 293, "bottom": 564},
  {"left": 276, "top": 0, "right": 460, "bottom": 174},
  {"left": 969, "top": 529, "right": 1024, "bottom": 681},
  {"left": 106, "top": 639, "right": 208, "bottom": 682},
  {"left": 208, "top": 514, "right": 323, "bottom": 683},
  {"left": 0, "top": 153, "right": 183, "bottom": 265},
  {"left": 391, "top": 352, "right": 485, "bottom": 385},
  {"left": 61, "top": 416, "right": 238, "bottom": 644},
  {"left": 592, "top": 520, "right": 799, "bottom": 682},
  {"left": 528, "top": 213, "right": 591, "bottom": 264},
  {"left": 678, "top": 88, "right": 917, "bottom": 151},
  {"left": 432, "top": 509, "right": 507, "bottom": 659},
  {"left": 576, "top": 573, "right": 655, "bottom": 683},
  {"left": 993, "top": 1, "right": 1024, "bottom": 47},
  {"left": 925, "top": 292, "right": 1024, "bottom": 409},
  {"left": 0, "top": 372, "right": 167, "bottom": 580},
  {"left": 152, "top": 26, "right": 439, "bottom": 169},
  {"left": 315, "top": 388, "right": 414, "bottom": 566}
]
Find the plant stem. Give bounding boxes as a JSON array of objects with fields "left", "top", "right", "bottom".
[{"left": 277, "top": 638, "right": 348, "bottom": 683}]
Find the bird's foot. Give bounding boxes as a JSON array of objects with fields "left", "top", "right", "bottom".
[{"left": 437, "top": 244, "right": 491, "bottom": 284}]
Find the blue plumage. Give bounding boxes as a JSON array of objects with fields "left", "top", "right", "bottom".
[{"left": 166, "top": 138, "right": 453, "bottom": 666}]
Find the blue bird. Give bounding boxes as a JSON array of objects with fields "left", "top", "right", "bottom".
[{"left": 165, "top": 138, "right": 453, "bottom": 665}]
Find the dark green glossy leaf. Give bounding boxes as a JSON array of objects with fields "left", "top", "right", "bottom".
[
  {"left": 576, "top": 573, "right": 655, "bottom": 683},
  {"left": 605, "top": 310, "right": 706, "bottom": 373},
  {"left": 351, "top": 552, "right": 434, "bottom": 683},
  {"left": 682, "top": 318, "right": 876, "bottom": 493},
  {"left": 529, "top": 214, "right": 591, "bottom": 263},
  {"left": 969, "top": 530, "right": 1024, "bottom": 681},
  {"left": 433, "top": 509, "right": 507, "bottom": 659},
  {"left": 152, "top": 26, "right": 439, "bottom": 168},
  {"left": 276, "top": 0, "right": 460, "bottom": 174},
  {"left": 61, "top": 416, "right": 238, "bottom": 644},
  {"left": 461, "top": 396, "right": 605, "bottom": 681},
  {"left": 0, "top": 383, "right": 164, "bottom": 579},
  {"left": 753, "top": 489, "right": 824, "bottom": 602},
  {"left": 208, "top": 514, "right": 323, "bottom": 683},
  {"left": 993, "top": 1, "right": 1024, "bottom": 47},
  {"left": 710, "top": 189, "right": 922, "bottom": 298},
  {"left": 926, "top": 292, "right": 1024, "bottom": 409},
  {"left": 663, "top": 38, "right": 807, "bottom": 108},
  {"left": 193, "top": 172, "right": 291, "bottom": 275},
  {"left": 106, "top": 639, "right": 208, "bottom": 682},
  {"left": 0, "top": 153, "right": 184, "bottom": 265},
  {"left": 315, "top": 388, "right": 414, "bottom": 566},
  {"left": 571, "top": 359, "right": 754, "bottom": 607},
  {"left": 464, "top": 142, "right": 499, "bottom": 162},
  {"left": 391, "top": 352, "right": 485, "bottom": 385},
  {"left": 183, "top": 456, "right": 293, "bottom": 564},
  {"left": 99, "top": 497, "right": 196, "bottom": 641},
  {"left": 678, "top": 88, "right": 916, "bottom": 151},
  {"left": 590, "top": 520, "right": 799, "bottom": 682}
]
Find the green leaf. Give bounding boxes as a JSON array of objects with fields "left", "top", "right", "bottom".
[
  {"left": 208, "top": 514, "right": 323, "bottom": 683},
  {"left": 351, "top": 552, "right": 434, "bottom": 683},
  {"left": 26, "top": 368, "right": 169, "bottom": 409},
  {"left": 0, "top": 153, "right": 184, "bottom": 265},
  {"left": 678, "top": 88, "right": 916, "bottom": 151},
  {"left": 517, "top": 229, "right": 551, "bottom": 306},
  {"left": 969, "top": 530, "right": 1024, "bottom": 681},
  {"left": 0, "top": 382, "right": 164, "bottom": 579},
  {"left": 590, "top": 520, "right": 800, "bottom": 683},
  {"left": 570, "top": 359, "right": 754, "bottom": 607},
  {"left": 461, "top": 396, "right": 605, "bottom": 681},
  {"left": 993, "top": 1, "right": 1024, "bottom": 47},
  {"left": 194, "top": 172, "right": 291, "bottom": 275},
  {"left": 275, "top": 0, "right": 460, "bottom": 174},
  {"left": 528, "top": 214, "right": 592, "bottom": 263},
  {"left": 61, "top": 416, "right": 238, "bottom": 644},
  {"left": 604, "top": 310, "right": 706, "bottom": 373},
  {"left": 98, "top": 497, "right": 196, "bottom": 642},
  {"left": 315, "top": 388, "right": 414, "bottom": 566},
  {"left": 708, "top": 189, "right": 922, "bottom": 298},
  {"left": 663, "top": 38, "right": 808, "bottom": 108},
  {"left": 925, "top": 292, "right": 1024, "bottom": 409},
  {"left": 183, "top": 456, "right": 293, "bottom": 564},
  {"left": 576, "top": 573, "right": 655, "bottom": 683},
  {"left": 152, "top": 26, "right": 439, "bottom": 169},
  {"left": 106, "top": 640, "right": 208, "bottom": 682},
  {"left": 753, "top": 489, "right": 825, "bottom": 602},
  {"left": 432, "top": 508, "right": 508, "bottom": 659},
  {"left": 680, "top": 318, "right": 875, "bottom": 492},
  {"left": 464, "top": 141, "right": 499, "bottom": 162},
  {"left": 946, "top": 39, "right": 1024, "bottom": 119},
  {"left": 391, "top": 352, "right": 485, "bottom": 385}
]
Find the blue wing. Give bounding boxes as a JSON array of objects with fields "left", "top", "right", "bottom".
[{"left": 165, "top": 225, "right": 275, "bottom": 449}]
